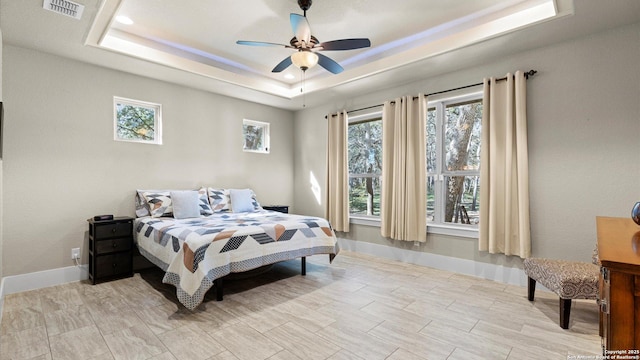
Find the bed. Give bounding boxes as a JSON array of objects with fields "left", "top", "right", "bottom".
[{"left": 133, "top": 188, "right": 339, "bottom": 310}]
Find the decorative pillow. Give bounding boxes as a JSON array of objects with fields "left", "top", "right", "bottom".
[
  {"left": 230, "top": 189, "right": 255, "bottom": 213},
  {"left": 135, "top": 190, "right": 151, "bottom": 217},
  {"left": 197, "top": 187, "right": 214, "bottom": 216},
  {"left": 142, "top": 191, "right": 173, "bottom": 218},
  {"left": 171, "top": 191, "right": 201, "bottom": 219},
  {"left": 249, "top": 190, "right": 262, "bottom": 211},
  {"left": 207, "top": 188, "right": 231, "bottom": 213}
]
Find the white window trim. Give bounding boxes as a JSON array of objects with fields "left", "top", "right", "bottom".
[
  {"left": 349, "top": 216, "right": 478, "bottom": 239},
  {"left": 113, "top": 96, "right": 162, "bottom": 145},
  {"left": 427, "top": 91, "right": 482, "bottom": 233}
]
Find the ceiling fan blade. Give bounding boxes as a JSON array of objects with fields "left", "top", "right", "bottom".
[
  {"left": 272, "top": 56, "right": 293, "bottom": 73},
  {"left": 317, "top": 53, "right": 343, "bottom": 74},
  {"left": 290, "top": 13, "right": 311, "bottom": 44},
  {"left": 318, "top": 38, "right": 371, "bottom": 51},
  {"left": 236, "top": 40, "right": 289, "bottom": 48}
]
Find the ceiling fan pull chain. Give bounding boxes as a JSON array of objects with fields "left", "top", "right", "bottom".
[{"left": 302, "top": 69, "right": 306, "bottom": 108}]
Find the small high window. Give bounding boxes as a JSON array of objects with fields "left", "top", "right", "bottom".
[{"left": 114, "top": 97, "right": 162, "bottom": 144}]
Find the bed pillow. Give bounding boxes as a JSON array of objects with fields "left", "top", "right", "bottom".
[
  {"left": 230, "top": 189, "right": 255, "bottom": 213},
  {"left": 142, "top": 191, "right": 173, "bottom": 218},
  {"left": 207, "top": 188, "right": 231, "bottom": 212},
  {"left": 171, "top": 191, "right": 201, "bottom": 219},
  {"left": 197, "top": 187, "right": 214, "bottom": 216},
  {"left": 135, "top": 190, "right": 151, "bottom": 217}
]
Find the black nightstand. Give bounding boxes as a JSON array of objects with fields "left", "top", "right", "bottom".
[
  {"left": 88, "top": 217, "right": 134, "bottom": 284},
  {"left": 263, "top": 205, "right": 289, "bottom": 214}
]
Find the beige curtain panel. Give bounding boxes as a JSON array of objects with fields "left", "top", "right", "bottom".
[
  {"left": 325, "top": 110, "right": 350, "bottom": 232},
  {"left": 380, "top": 95, "right": 427, "bottom": 242},
  {"left": 479, "top": 71, "right": 531, "bottom": 258}
]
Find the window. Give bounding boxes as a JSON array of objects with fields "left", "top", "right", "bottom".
[
  {"left": 348, "top": 115, "right": 382, "bottom": 216},
  {"left": 427, "top": 95, "right": 482, "bottom": 228},
  {"left": 242, "top": 119, "right": 270, "bottom": 154},
  {"left": 346, "top": 92, "right": 482, "bottom": 235},
  {"left": 114, "top": 97, "right": 162, "bottom": 144}
]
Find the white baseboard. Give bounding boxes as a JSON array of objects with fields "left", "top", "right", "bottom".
[
  {"left": 0, "top": 265, "right": 88, "bottom": 298},
  {"left": 338, "top": 238, "right": 529, "bottom": 287}
]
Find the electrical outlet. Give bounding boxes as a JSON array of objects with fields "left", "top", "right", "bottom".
[{"left": 71, "top": 248, "right": 80, "bottom": 260}]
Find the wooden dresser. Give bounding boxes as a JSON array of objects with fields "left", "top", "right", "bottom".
[{"left": 597, "top": 216, "right": 640, "bottom": 352}]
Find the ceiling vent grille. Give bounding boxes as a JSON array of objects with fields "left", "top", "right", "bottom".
[{"left": 43, "top": 0, "right": 84, "bottom": 20}]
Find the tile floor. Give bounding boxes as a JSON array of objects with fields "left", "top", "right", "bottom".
[{"left": 0, "top": 251, "right": 601, "bottom": 360}]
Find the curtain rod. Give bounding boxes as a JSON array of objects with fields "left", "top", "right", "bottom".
[{"left": 326, "top": 69, "right": 537, "bottom": 119}]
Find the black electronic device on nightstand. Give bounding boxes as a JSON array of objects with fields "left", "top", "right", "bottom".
[
  {"left": 87, "top": 216, "right": 134, "bottom": 284},
  {"left": 262, "top": 205, "right": 289, "bottom": 214}
]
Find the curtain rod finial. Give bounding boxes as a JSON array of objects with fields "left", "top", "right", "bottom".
[{"left": 524, "top": 70, "right": 537, "bottom": 79}]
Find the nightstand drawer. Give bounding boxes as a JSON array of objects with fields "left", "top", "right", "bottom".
[
  {"left": 95, "top": 237, "right": 132, "bottom": 255},
  {"left": 94, "top": 221, "right": 132, "bottom": 239},
  {"left": 96, "top": 252, "right": 132, "bottom": 277}
]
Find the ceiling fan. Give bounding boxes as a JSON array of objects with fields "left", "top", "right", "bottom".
[{"left": 236, "top": 0, "right": 371, "bottom": 74}]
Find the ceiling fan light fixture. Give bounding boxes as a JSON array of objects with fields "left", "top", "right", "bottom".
[{"left": 291, "top": 50, "right": 318, "bottom": 71}]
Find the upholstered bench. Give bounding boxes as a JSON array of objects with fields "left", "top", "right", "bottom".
[{"left": 523, "top": 258, "right": 600, "bottom": 329}]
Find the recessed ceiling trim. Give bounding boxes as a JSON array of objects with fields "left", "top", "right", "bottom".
[
  {"left": 85, "top": 0, "right": 569, "bottom": 100},
  {"left": 98, "top": 34, "right": 297, "bottom": 99}
]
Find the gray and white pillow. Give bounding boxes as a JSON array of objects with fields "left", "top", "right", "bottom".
[
  {"left": 207, "top": 188, "right": 232, "bottom": 213},
  {"left": 142, "top": 191, "right": 173, "bottom": 218}
]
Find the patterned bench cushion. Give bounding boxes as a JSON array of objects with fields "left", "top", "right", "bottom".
[{"left": 523, "top": 258, "right": 599, "bottom": 300}]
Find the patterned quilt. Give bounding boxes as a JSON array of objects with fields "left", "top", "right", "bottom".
[{"left": 134, "top": 210, "right": 339, "bottom": 309}]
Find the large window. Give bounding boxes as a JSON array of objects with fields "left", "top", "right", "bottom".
[
  {"left": 347, "top": 92, "right": 482, "bottom": 234},
  {"left": 348, "top": 116, "right": 382, "bottom": 216},
  {"left": 427, "top": 95, "right": 482, "bottom": 227}
]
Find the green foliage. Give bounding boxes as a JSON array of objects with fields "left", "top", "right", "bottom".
[
  {"left": 116, "top": 104, "right": 156, "bottom": 141},
  {"left": 243, "top": 125, "right": 264, "bottom": 150},
  {"left": 348, "top": 120, "right": 382, "bottom": 175}
]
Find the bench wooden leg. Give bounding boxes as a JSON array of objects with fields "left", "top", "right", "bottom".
[
  {"left": 527, "top": 277, "right": 536, "bottom": 301},
  {"left": 560, "top": 298, "right": 571, "bottom": 329}
]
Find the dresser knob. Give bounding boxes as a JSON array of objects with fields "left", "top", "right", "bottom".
[
  {"left": 111, "top": 228, "right": 117, "bottom": 233},
  {"left": 112, "top": 263, "right": 117, "bottom": 268},
  {"left": 112, "top": 242, "right": 118, "bottom": 248}
]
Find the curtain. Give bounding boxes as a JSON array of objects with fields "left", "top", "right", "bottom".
[
  {"left": 325, "top": 110, "right": 349, "bottom": 232},
  {"left": 380, "top": 95, "right": 427, "bottom": 242},
  {"left": 479, "top": 71, "right": 531, "bottom": 258}
]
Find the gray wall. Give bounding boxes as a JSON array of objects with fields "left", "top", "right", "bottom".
[
  {"left": 2, "top": 45, "right": 295, "bottom": 277},
  {"left": 293, "top": 22, "right": 640, "bottom": 266}
]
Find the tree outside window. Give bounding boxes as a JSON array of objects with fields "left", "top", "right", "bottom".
[
  {"left": 348, "top": 118, "right": 382, "bottom": 216},
  {"left": 114, "top": 97, "right": 162, "bottom": 144}
]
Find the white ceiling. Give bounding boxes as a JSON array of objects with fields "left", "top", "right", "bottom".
[{"left": 2, "top": 0, "right": 640, "bottom": 110}]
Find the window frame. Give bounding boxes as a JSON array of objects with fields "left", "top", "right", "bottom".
[
  {"left": 346, "top": 89, "right": 483, "bottom": 239},
  {"left": 427, "top": 91, "right": 482, "bottom": 237},
  {"left": 113, "top": 96, "right": 162, "bottom": 145},
  {"left": 242, "top": 119, "right": 271, "bottom": 154},
  {"left": 347, "top": 111, "right": 383, "bottom": 222}
]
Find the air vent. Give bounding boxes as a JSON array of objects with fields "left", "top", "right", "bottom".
[{"left": 43, "top": 0, "right": 85, "bottom": 20}]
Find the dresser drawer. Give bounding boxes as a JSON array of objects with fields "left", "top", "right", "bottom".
[
  {"left": 94, "top": 221, "right": 132, "bottom": 239},
  {"left": 95, "top": 252, "right": 132, "bottom": 277},
  {"left": 94, "top": 237, "right": 132, "bottom": 255}
]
